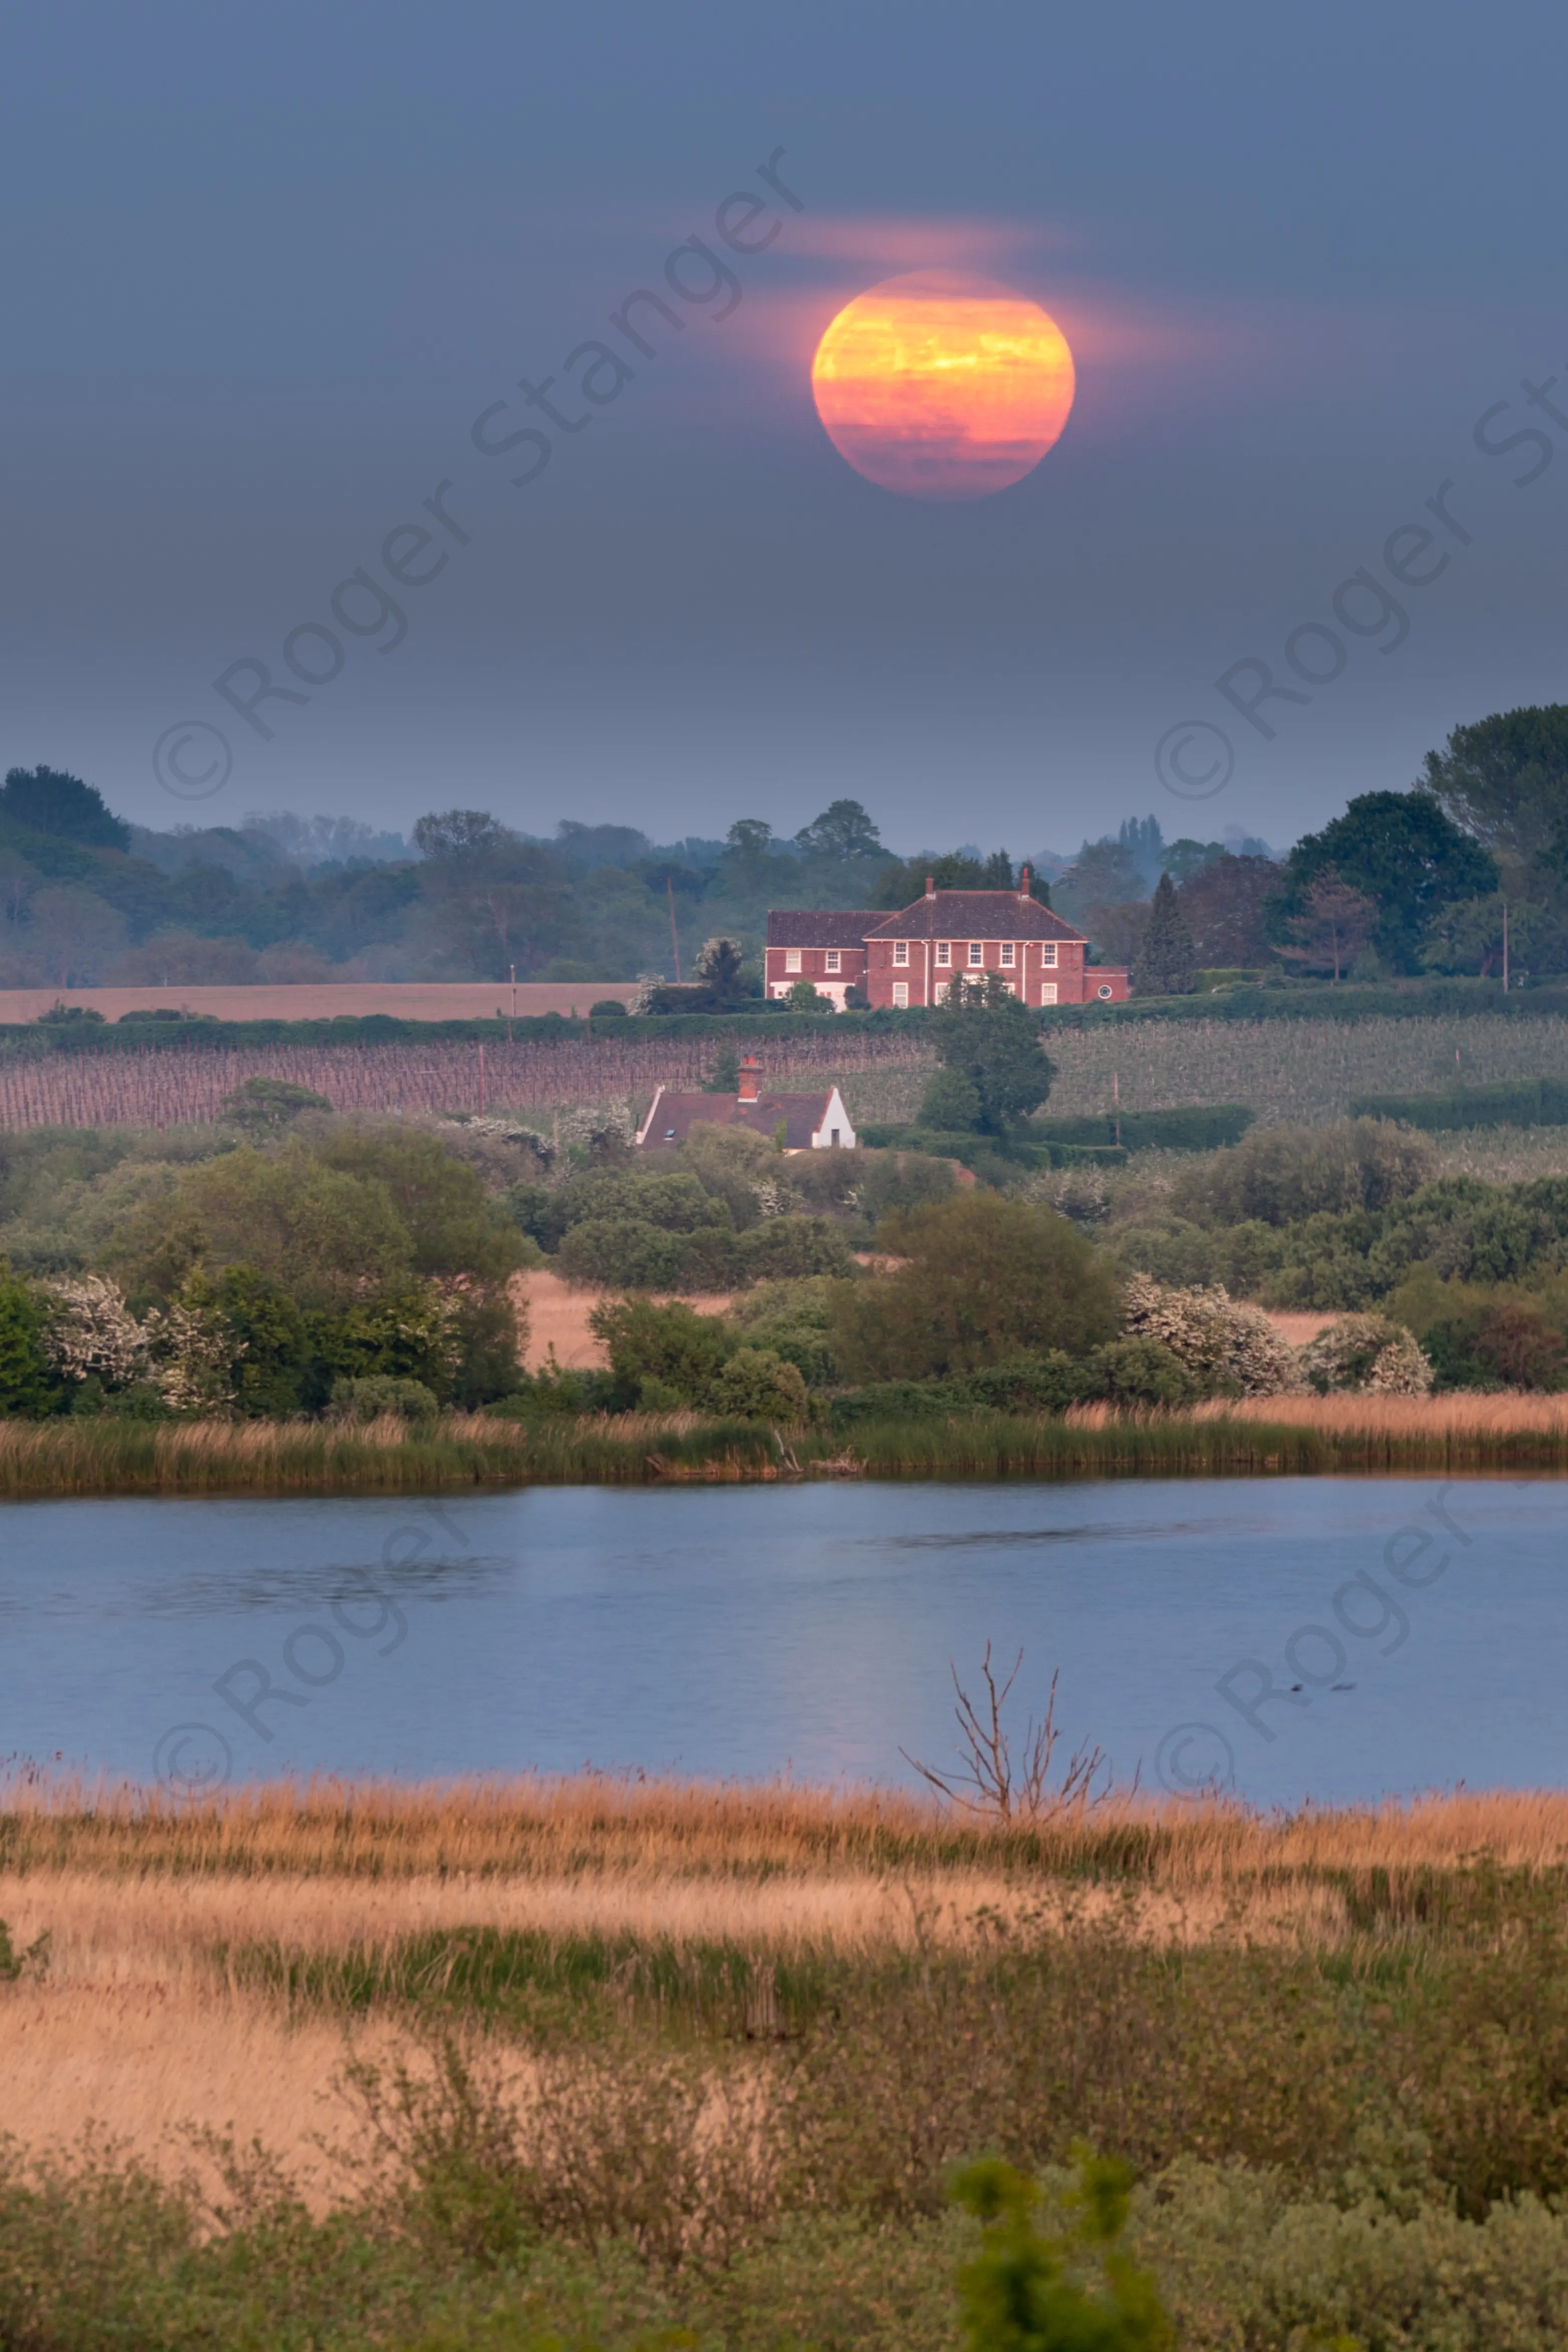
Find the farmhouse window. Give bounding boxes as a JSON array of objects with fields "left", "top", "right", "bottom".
[
  {"left": 785, "top": 948, "right": 802, "bottom": 973},
  {"left": 826, "top": 949, "right": 841, "bottom": 972},
  {"left": 1000, "top": 942, "right": 1015, "bottom": 966},
  {"left": 893, "top": 940, "right": 909, "bottom": 965},
  {"left": 967, "top": 942, "right": 983, "bottom": 966},
  {"left": 1039, "top": 983, "right": 1058, "bottom": 1007},
  {"left": 830, "top": 1127, "right": 841, "bottom": 1145},
  {"left": 1041, "top": 942, "right": 1058, "bottom": 967},
  {"left": 892, "top": 981, "right": 909, "bottom": 1008},
  {"left": 935, "top": 942, "right": 951, "bottom": 965}
]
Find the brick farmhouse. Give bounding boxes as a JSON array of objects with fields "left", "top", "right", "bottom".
[{"left": 763, "top": 873, "right": 1129, "bottom": 1010}]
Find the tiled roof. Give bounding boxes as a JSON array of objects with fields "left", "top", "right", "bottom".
[
  {"left": 641, "top": 1091, "right": 844, "bottom": 1151},
  {"left": 765, "top": 910, "right": 885, "bottom": 949},
  {"left": 869, "top": 891, "right": 1086, "bottom": 942}
]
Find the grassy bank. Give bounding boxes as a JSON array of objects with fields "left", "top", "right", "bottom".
[
  {"left": 4, "top": 1393, "right": 1568, "bottom": 1497},
  {"left": 11, "top": 1779, "right": 1568, "bottom": 2348}
]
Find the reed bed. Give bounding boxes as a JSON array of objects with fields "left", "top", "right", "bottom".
[
  {"left": 2, "top": 1396, "right": 1567, "bottom": 1497},
  {"left": 9, "top": 1767, "right": 1568, "bottom": 1888}
]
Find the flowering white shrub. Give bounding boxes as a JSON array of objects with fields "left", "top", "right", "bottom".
[
  {"left": 141, "top": 1290, "right": 241, "bottom": 1413},
  {"left": 1123, "top": 1273, "right": 1304, "bottom": 1397},
  {"left": 1297, "top": 1314, "right": 1434, "bottom": 1396},
  {"left": 40, "top": 1276, "right": 148, "bottom": 1387}
]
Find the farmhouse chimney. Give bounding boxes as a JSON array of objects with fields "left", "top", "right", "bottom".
[
  {"left": 1019, "top": 865, "right": 1030, "bottom": 899},
  {"left": 924, "top": 874, "right": 935, "bottom": 897},
  {"left": 737, "top": 1054, "right": 760, "bottom": 1105}
]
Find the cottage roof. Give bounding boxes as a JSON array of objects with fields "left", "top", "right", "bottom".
[
  {"left": 868, "top": 890, "right": 1086, "bottom": 943},
  {"left": 765, "top": 910, "right": 886, "bottom": 949},
  {"left": 641, "top": 1090, "right": 844, "bottom": 1151}
]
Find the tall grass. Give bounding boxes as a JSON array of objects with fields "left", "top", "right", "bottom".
[{"left": 2, "top": 1395, "right": 1566, "bottom": 1497}]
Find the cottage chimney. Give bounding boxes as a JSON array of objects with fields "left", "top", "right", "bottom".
[
  {"left": 924, "top": 874, "right": 935, "bottom": 898},
  {"left": 737, "top": 1054, "right": 760, "bottom": 1105},
  {"left": 1019, "top": 864, "right": 1031, "bottom": 900}
]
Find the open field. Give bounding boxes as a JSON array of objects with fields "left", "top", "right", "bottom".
[
  {"left": 518, "top": 1268, "right": 736, "bottom": 1371},
  {"left": 0, "top": 981, "right": 640, "bottom": 1022}
]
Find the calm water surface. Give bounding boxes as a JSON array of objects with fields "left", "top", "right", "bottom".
[{"left": 1, "top": 1477, "right": 1564, "bottom": 1808}]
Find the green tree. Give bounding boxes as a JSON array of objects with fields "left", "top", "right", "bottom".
[
  {"left": 1274, "top": 790, "right": 1496, "bottom": 971},
  {"left": 718, "top": 818, "right": 777, "bottom": 892},
  {"left": 693, "top": 935, "right": 749, "bottom": 1005},
  {"left": 1132, "top": 873, "right": 1197, "bottom": 994},
  {"left": 1157, "top": 837, "right": 1224, "bottom": 884},
  {"left": 930, "top": 974, "right": 1056, "bottom": 1133},
  {"left": 1277, "top": 868, "right": 1376, "bottom": 980},
  {"left": 920, "top": 1066, "right": 984, "bottom": 1131},
  {"left": 794, "top": 798, "right": 884, "bottom": 865},
  {"left": 411, "top": 809, "right": 516, "bottom": 865},
  {"left": 0, "top": 1267, "right": 55, "bottom": 1417},
  {"left": 588, "top": 1295, "right": 734, "bottom": 1408},
  {"left": 207, "top": 1264, "right": 317, "bottom": 1417},
  {"left": 110, "top": 1144, "right": 413, "bottom": 1311},
  {"left": 708, "top": 1344, "right": 809, "bottom": 1422},
  {"left": 318, "top": 1128, "right": 527, "bottom": 1286},
  {"left": 0, "top": 765, "right": 131, "bottom": 852},
  {"left": 786, "top": 976, "right": 832, "bottom": 1011},
  {"left": 874, "top": 849, "right": 1049, "bottom": 909},
  {"left": 832, "top": 1192, "right": 1121, "bottom": 1380},
  {"left": 1420, "top": 703, "right": 1568, "bottom": 858}
]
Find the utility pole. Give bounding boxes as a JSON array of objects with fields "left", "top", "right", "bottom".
[
  {"left": 510, "top": 963, "right": 516, "bottom": 1019},
  {"left": 477, "top": 1039, "right": 485, "bottom": 1116},
  {"left": 667, "top": 875, "right": 682, "bottom": 982},
  {"left": 1113, "top": 1070, "right": 1121, "bottom": 1150}
]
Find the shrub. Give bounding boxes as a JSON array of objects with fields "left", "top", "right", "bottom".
[
  {"left": 707, "top": 1346, "right": 809, "bottom": 1423},
  {"left": 740, "top": 1216, "right": 853, "bottom": 1281},
  {"left": 221, "top": 1075, "right": 335, "bottom": 1129},
  {"left": 1123, "top": 1274, "right": 1302, "bottom": 1396},
  {"left": 1086, "top": 1335, "right": 1199, "bottom": 1407},
  {"left": 1473, "top": 1300, "right": 1568, "bottom": 1390},
  {"left": 589, "top": 999, "right": 628, "bottom": 1016},
  {"left": 728, "top": 1276, "right": 843, "bottom": 1387},
  {"left": 0, "top": 1268, "right": 55, "bottom": 1416},
  {"left": 855, "top": 1150, "right": 957, "bottom": 1227},
  {"left": 589, "top": 1296, "right": 734, "bottom": 1409},
  {"left": 1298, "top": 1314, "right": 1433, "bottom": 1394},
  {"left": 1351, "top": 1076, "right": 1568, "bottom": 1131},
  {"left": 330, "top": 1375, "right": 441, "bottom": 1422},
  {"left": 832, "top": 1193, "right": 1122, "bottom": 1381},
  {"left": 953, "top": 2155, "right": 1171, "bottom": 2352},
  {"left": 1172, "top": 1118, "right": 1438, "bottom": 1227}
]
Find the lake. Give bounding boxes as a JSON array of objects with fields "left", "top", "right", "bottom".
[{"left": 2, "top": 1476, "right": 1564, "bottom": 1809}]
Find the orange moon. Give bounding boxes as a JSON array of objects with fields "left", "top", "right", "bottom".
[{"left": 810, "top": 270, "right": 1076, "bottom": 501}]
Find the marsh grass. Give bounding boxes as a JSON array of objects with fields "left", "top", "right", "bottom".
[
  {"left": 5, "top": 1395, "right": 1566, "bottom": 1497},
  {"left": 15, "top": 1781, "right": 1568, "bottom": 2346}
]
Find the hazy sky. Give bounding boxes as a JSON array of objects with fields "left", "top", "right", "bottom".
[{"left": 6, "top": 0, "right": 1568, "bottom": 857}]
